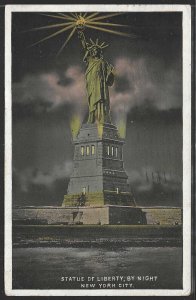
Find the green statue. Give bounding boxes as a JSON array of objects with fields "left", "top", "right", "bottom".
[{"left": 77, "top": 30, "right": 114, "bottom": 124}]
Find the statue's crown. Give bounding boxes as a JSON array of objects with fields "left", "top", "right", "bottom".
[{"left": 87, "top": 38, "right": 109, "bottom": 50}]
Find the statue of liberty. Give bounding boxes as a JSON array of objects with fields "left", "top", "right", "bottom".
[
  {"left": 28, "top": 13, "right": 134, "bottom": 124},
  {"left": 77, "top": 29, "right": 114, "bottom": 124}
]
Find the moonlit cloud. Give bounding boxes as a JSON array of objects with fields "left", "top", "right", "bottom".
[
  {"left": 13, "top": 56, "right": 181, "bottom": 118},
  {"left": 110, "top": 57, "right": 182, "bottom": 114},
  {"left": 13, "top": 66, "right": 86, "bottom": 110}
]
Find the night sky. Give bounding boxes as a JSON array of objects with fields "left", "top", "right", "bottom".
[{"left": 12, "top": 11, "right": 182, "bottom": 207}]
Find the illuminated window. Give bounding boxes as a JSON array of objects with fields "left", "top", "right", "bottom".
[
  {"left": 107, "top": 145, "right": 110, "bottom": 156},
  {"left": 115, "top": 147, "right": 118, "bottom": 157},
  {"left": 91, "top": 145, "right": 95, "bottom": 155},
  {"left": 111, "top": 146, "right": 114, "bottom": 156},
  {"left": 81, "top": 146, "right": 84, "bottom": 156},
  {"left": 86, "top": 145, "right": 90, "bottom": 156}
]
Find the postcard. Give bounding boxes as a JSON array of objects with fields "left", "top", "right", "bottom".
[{"left": 4, "top": 4, "right": 192, "bottom": 296}]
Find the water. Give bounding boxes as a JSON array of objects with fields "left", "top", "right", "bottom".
[{"left": 12, "top": 246, "right": 182, "bottom": 289}]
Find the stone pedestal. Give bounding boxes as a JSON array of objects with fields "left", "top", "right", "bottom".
[{"left": 62, "top": 122, "right": 135, "bottom": 207}]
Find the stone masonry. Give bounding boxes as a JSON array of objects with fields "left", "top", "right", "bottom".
[
  {"left": 62, "top": 122, "right": 135, "bottom": 207},
  {"left": 13, "top": 206, "right": 182, "bottom": 226}
]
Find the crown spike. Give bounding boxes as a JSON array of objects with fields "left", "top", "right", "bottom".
[
  {"left": 101, "top": 44, "right": 109, "bottom": 48},
  {"left": 87, "top": 37, "right": 109, "bottom": 50},
  {"left": 90, "top": 38, "right": 95, "bottom": 45}
]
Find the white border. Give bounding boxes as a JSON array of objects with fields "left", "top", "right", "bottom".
[{"left": 4, "top": 4, "right": 192, "bottom": 297}]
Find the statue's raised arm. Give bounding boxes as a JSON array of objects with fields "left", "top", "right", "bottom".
[{"left": 77, "top": 30, "right": 88, "bottom": 51}]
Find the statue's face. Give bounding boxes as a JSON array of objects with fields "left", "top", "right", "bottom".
[{"left": 91, "top": 47, "right": 99, "bottom": 58}]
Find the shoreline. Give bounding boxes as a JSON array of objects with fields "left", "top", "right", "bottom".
[
  {"left": 13, "top": 224, "right": 182, "bottom": 248},
  {"left": 13, "top": 238, "right": 182, "bottom": 248}
]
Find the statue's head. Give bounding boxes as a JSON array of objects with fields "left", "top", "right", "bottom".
[
  {"left": 90, "top": 46, "right": 102, "bottom": 58},
  {"left": 88, "top": 38, "right": 109, "bottom": 58}
]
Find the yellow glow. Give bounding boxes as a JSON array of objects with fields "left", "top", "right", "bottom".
[
  {"left": 97, "top": 123, "right": 103, "bottom": 138},
  {"left": 57, "top": 27, "right": 76, "bottom": 55},
  {"left": 111, "top": 146, "right": 114, "bottom": 156},
  {"left": 118, "top": 119, "right": 126, "bottom": 138},
  {"left": 86, "top": 24, "right": 134, "bottom": 38},
  {"left": 86, "top": 145, "right": 90, "bottom": 155},
  {"left": 88, "top": 21, "right": 128, "bottom": 27},
  {"left": 76, "top": 16, "right": 86, "bottom": 26},
  {"left": 107, "top": 145, "right": 110, "bottom": 156},
  {"left": 29, "top": 24, "right": 75, "bottom": 47},
  {"left": 81, "top": 146, "right": 84, "bottom": 156},
  {"left": 70, "top": 114, "right": 81, "bottom": 138},
  {"left": 115, "top": 147, "right": 118, "bottom": 157},
  {"left": 88, "top": 12, "right": 123, "bottom": 22},
  {"left": 91, "top": 145, "right": 95, "bottom": 155},
  {"left": 27, "top": 12, "right": 135, "bottom": 54}
]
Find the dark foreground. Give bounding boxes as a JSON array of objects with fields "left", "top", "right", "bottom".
[
  {"left": 13, "top": 247, "right": 182, "bottom": 289},
  {"left": 12, "top": 225, "right": 182, "bottom": 290}
]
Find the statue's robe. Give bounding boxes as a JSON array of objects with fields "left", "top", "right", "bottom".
[{"left": 84, "top": 55, "right": 114, "bottom": 123}]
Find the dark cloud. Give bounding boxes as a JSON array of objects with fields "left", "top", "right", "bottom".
[
  {"left": 126, "top": 164, "right": 182, "bottom": 207},
  {"left": 13, "top": 161, "right": 73, "bottom": 191},
  {"left": 13, "top": 101, "right": 75, "bottom": 120},
  {"left": 13, "top": 176, "right": 69, "bottom": 207},
  {"left": 131, "top": 182, "right": 182, "bottom": 207},
  {"left": 127, "top": 101, "right": 182, "bottom": 123},
  {"left": 115, "top": 75, "right": 131, "bottom": 93},
  {"left": 13, "top": 164, "right": 72, "bottom": 206}
]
